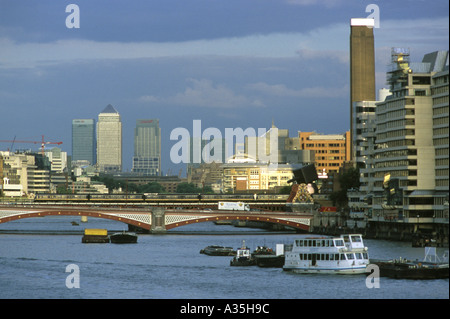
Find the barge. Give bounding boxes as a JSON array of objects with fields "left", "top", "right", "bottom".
[{"left": 82, "top": 229, "right": 109, "bottom": 243}]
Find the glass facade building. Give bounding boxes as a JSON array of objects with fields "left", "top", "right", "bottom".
[
  {"left": 72, "top": 119, "right": 96, "bottom": 165},
  {"left": 132, "top": 119, "right": 161, "bottom": 176}
]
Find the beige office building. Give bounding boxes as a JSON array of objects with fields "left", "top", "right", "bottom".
[
  {"left": 371, "top": 49, "right": 449, "bottom": 225},
  {"left": 97, "top": 104, "right": 122, "bottom": 173}
]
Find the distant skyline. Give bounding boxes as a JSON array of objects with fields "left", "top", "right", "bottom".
[{"left": 0, "top": 0, "right": 448, "bottom": 174}]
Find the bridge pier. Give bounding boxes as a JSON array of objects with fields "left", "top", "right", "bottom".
[{"left": 151, "top": 207, "right": 166, "bottom": 233}]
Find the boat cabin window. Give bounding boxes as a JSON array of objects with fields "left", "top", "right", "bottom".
[
  {"left": 355, "top": 253, "right": 363, "bottom": 259},
  {"left": 363, "top": 252, "right": 369, "bottom": 259},
  {"left": 300, "top": 253, "right": 339, "bottom": 261},
  {"left": 351, "top": 235, "right": 362, "bottom": 243},
  {"left": 346, "top": 253, "right": 355, "bottom": 260},
  {"left": 340, "top": 254, "right": 346, "bottom": 260},
  {"left": 334, "top": 240, "right": 344, "bottom": 247}
]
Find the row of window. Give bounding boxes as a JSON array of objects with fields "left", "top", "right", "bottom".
[
  {"left": 295, "top": 239, "right": 343, "bottom": 248},
  {"left": 432, "top": 105, "right": 449, "bottom": 115},
  {"left": 377, "top": 139, "right": 415, "bottom": 149},
  {"left": 433, "top": 95, "right": 449, "bottom": 105},
  {"left": 377, "top": 129, "right": 415, "bottom": 140},
  {"left": 297, "top": 252, "right": 369, "bottom": 261},
  {"left": 433, "top": 117, "right": 449, "bottom": 126}
]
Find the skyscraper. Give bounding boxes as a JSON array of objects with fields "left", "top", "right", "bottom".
[
  {"left": 132, "top": 119, "right": 161, "bottom": 175},
  {"left": 350, "top": 18, "right": 376, "bottom": 160},
  {"left": 72, "top": 119, "right": 96, "bottom": 165},
  {"left": 96, "top": 104, "right": 122, "bottom": 173}
]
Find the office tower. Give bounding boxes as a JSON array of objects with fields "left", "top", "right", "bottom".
[
  {"left": 371, "top": 49, "right": 448, "bottom": 224},
  {"left": 132, "top": 119, "right": 161, "bottom": 176},
  {"left": 96, "top": 104, "right": 122, "bottom": 173},
  {"left": 350, "top": 18, "right": 376, "bottom": 160},
  {"left": 72, "top": 119, "right": 96, "bottom": 165}
]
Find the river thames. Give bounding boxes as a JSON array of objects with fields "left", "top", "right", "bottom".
[{"left": 0, "top": 216, "right": 448, "bottom": 301}]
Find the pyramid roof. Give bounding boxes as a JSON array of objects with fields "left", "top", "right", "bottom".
[{"left": 100, "top": 104, "right": 119, "bottom": 114}]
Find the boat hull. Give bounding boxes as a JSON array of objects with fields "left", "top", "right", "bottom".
[
  {"left": 283, "top": 266, "right": 367, "bottom": 274},
  {"left": 230, "top": 257, "right": 256, "bottom": 266},
  {"left": 82, "top": 235, "right": 109, "bottom": 244},
  {"left": 200, "top": 246, "right": 235, "bottom": 256},
  {"left": 255, "top": 255, "right": 285, "bottom": 268},
  {"left": 109, "top": 233, "right": 138, "bottom": 244},
  {"left": 373, "top": 261, "right": 449, "bottom": 279}
]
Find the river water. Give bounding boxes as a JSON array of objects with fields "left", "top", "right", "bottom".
[{"left": 0, "top": 216, "right": 448, "bottom": 301}]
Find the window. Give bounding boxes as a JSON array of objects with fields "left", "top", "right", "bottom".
[
  {"left": 346, "top": 253, "right": 355, "bottom": 260},
  {"left": 334, "top": 240, "right": 344, "bottom": 247},
  {"left": 340, "top": 254, "right": 346, "bottom": 261},
  {"left": 355, "top": 253, "right": 363, "bottom": 259}
]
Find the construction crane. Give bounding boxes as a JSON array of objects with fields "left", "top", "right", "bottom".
[{"left": 0, "top": 135, "right": 63, "bottom": 155}]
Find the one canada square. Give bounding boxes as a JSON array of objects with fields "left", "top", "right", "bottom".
[{"left": 96, "top": 104, "right": 122, "bottom": 173}]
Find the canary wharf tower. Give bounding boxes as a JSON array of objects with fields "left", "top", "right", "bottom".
[
  {"left": 96, "top": 104, "right": 122, "bottom": 173},
  {"left": 132, "top": 119, "right": 161, "bottom": 176}
]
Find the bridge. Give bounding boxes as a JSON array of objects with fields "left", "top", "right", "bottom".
[{"left": 0, "top": 205, "right": 313, "bottom": 233}]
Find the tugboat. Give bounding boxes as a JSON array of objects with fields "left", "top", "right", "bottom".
[
  {"left": 200, "top": 245, "right": 235, "bottom": 256},
  {"left": 109, "top": 231, "right": 138, "bottom": 244},
  {"left": 230, "top": 241, "right": 256, "bottom": 266}
]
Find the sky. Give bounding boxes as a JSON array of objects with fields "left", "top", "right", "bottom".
[{"left": 0, "top": 0, "right": 448, "bottom": 175}]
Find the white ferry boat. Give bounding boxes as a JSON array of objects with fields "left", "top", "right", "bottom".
[{"left": 283, "top": 234, "right": 369, "bottom": 274}]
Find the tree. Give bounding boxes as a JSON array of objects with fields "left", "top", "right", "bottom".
[
  {"left": 328, "top": 167, "right": 360, "bottom": 210},
  {"left": 138, "top": 182, "right": 165, "bottom": 193},
  {"left": 176, "top": 182, "right": 202, "bottom": 193}
]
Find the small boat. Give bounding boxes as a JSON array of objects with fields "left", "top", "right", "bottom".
[
  {"left": 371, "top": 248, "right": 449, "bottom": 279},
  {"left": 200, "top": 245, "right": 235, "bottom": 256},
  {"left": 283, "top": 234, "right": 370, "bottom": 274},
  {"left": 109, "top": 231, "right": 138, "bottom": 244},
  {"left": 255, "top": 255, "right": 285, "bottom": 268},
  {"left": 230, "top": 241, "right": 256, "bottom": 266}
]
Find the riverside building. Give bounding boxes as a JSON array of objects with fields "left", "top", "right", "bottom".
[{"left": 369, "top": 49, "right": 449, "bottom": 242}]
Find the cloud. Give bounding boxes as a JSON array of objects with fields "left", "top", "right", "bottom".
[
  {"left": 247, "top": 82, "right": 348, "bottom": 98},
  {"left": 139, "top": 78, "right": 265, "bottom": 108},
  {"left": 286, "top": 0, "right": 344, "bottom": 7}
]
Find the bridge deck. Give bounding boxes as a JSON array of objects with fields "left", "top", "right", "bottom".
[{"left": 0, "top": 205, "right": 313, "bottom": 232}]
